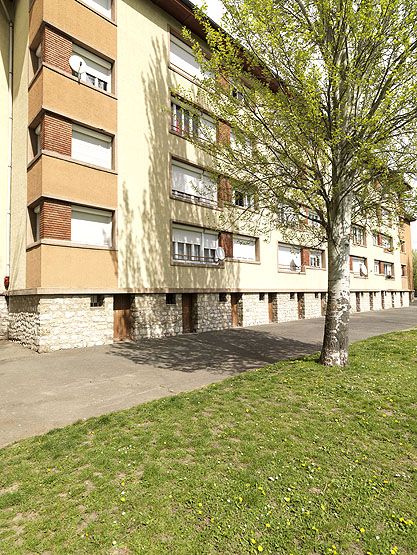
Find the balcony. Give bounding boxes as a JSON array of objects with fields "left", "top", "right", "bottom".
[
  {"left": 27, "top": 152, "right": 117, "bottom": 208},
  {"left": 26, "top": 242, "right": 118, "bottom": 289},
  {"left": 29, "top": 66, "right": 116, "bottom": 134}
]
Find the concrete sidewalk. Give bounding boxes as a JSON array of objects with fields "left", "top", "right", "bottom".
[{"left": 1, "top": 305, "right": 416, "bottom": 448}]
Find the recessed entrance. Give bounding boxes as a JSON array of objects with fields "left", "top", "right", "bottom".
[
  {"left": 113, "top": 294, "right": 131, "bottom": 340},
  {"left": 182, "top": 293, "right": 196, "bottom": 333},
  {"left": 231, "top": 293, "right": 243, "bottom": 327},
  {"left": 297, "top": 293, "right": 305, "bottom": 319},
  {"left": 268, "top": 293, "right": 277, "bottom": 323}
]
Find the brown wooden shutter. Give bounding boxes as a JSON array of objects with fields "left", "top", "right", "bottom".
[
  {"left": 379, "top": 261, "right": 384, "bottom": 274},
  {"left": 349, "top": 256, "right": 353, "bottom": 271}
]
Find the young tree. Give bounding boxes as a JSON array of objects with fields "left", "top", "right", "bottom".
[{"left": 179, "top": 0, "right": 417, "bottom": 366}]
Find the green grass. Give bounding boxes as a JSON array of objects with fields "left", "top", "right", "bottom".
[{"left": 1, "top": 331, "right": 416, "bottom": 555}]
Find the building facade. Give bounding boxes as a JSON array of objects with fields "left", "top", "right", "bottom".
[{"left": 0, "top": 0, "right": 414, "bottom": 351}]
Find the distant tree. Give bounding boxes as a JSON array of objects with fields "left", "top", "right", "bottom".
[{"left": 179, "top": 0, "right": 417, "bottom": 366}]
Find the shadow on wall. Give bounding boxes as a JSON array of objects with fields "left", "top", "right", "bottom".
[
  {"left": 118, "top": 1, "right": 240, "bottom": 292},
  {"left": 109, "top": 327, "right": 320, "bottom": 374}
]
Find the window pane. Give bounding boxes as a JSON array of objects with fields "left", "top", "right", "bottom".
[
  {"left": 71, "top": 208, "right": 112, "bottom": 246},
  {"left": 170, "top": 35, "right": 202, "bottom": 79}
]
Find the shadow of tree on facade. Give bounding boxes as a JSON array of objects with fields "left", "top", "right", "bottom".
[{"left": 110, "top": 327, "right": 320, "bottom": 375}]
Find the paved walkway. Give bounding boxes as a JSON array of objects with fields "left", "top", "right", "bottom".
[{"left": 1, "top": 305, "right": 416, "bottom": 448}]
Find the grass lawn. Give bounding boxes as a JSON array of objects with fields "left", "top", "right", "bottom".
[{"left": 0, "top": 331, "right": 416, "bottom": 554}]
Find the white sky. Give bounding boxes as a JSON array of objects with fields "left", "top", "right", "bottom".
[{"left": 196, "top": 0, "right": 417, "bottom": 250}]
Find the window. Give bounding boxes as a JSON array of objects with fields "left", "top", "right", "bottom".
[
  {"left": 400, "top": 241, "right": 406, "bottom": 253},
  {"left": 307, "top": 210, "right": 321, "bottom": 227},
  {"left": 72, "top": 45, "right": 111, "bottom": 92},
  {"left": 172, "top": 224, "right": 219, "bottom": 264},
  {"left": 171, "top": 160, "right": 217, "bottom": 205},
  {"left": 373, "top": 233, "right": 379, "bottom": 246},
  {"left": 309, "top": 250, "right": 323, "bottom": 268},
  {"left": 259, "top": 293, "right": 265, "bottom": 301},
  {"left": 71, "top": 124, "right": 112, "bottom": 169},
  {"left": 169, "top": 34, "right": 202, "bottom": 79},
  {"left": 71, "top": 206, "right": 113, "bottom": 247},
  {"left": 381, "top": 234, "right": 393, "bottom": 250},
  {"left": 230, "top": 129, "right": 252, "bottom": 155},
  {"left": 81, "top": 0, "right": 112, "bottom": 18},
  {"left": 290, "top": 292, "right": 295, "bottom": 300},
  {"left": 90, "top": 295, "right": 104, "bottom": 307},
  {"left": 233, "top": 235, "right": 257, "bottom": 261},
  {"left": 351, "top": 256, "right": 367, "bottom": 276},
  {"left": 352, "top": 225, "right": 365, "bottom": 246},
  {"left": 166, "top": 293, "right": 176, "bottom": 305},
  {"left": 170, "top": 99, "right": 216, "bottom": 141},
  {"left": 374, "top": 260, "right": 381, "bottom": 274},
  {"left": 278, "top": 244, "right": 301, "bottom": 272},
  {"left": 381, "top": 207, "right": 391, "bottom": 223},
  {"left": 233, "top": 189, "right": 254, "bottom": 208},
  {"left": 219, "top": 292, "right": 227, "bottom": 302},
  {"left": 401, "top": 264, "right": 407, "bottom": 277},
  {"left": 277, "top": 204, "right": 298, "bottom": 225},
  {"left": 383, "top": 262, "right": 394, "bottom": 277}
]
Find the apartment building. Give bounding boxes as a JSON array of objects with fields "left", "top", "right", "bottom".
[{"left": 0, "top": 0, "right": 414, "bottom": 351}]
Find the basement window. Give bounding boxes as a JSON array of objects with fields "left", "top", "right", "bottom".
[
  {"left": 259, "top": 293, "right": 265, "bottom": 301},
  {"left": 290, "top": 292, "right": 295, "bottom": 300},
  {"left": 90, "top": 295, "right": 104, "bottom": 307},
  {"left": 219, "top": 293, "right": 227, "bottom": 303},
  {"left": 166, "top": 293, "right": 176, "bottom": 305}
]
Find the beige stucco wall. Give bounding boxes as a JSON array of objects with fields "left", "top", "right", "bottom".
[
  {"left": 0, "top": 7, "right": 9, "bottom": 283},
  {"left": 117, "top": 0, "right": 409, "bottom": 294},
  {"left": 10, "top": 0, "right": 29, "bottom": 290}
]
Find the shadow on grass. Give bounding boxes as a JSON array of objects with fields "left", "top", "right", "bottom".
[{"left": 109, "top": 327, "right": 321, "bottom": 375}]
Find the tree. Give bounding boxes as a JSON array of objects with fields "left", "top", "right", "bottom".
[{"left": 178, "top": 0, "right": 417, "bottom": 366}]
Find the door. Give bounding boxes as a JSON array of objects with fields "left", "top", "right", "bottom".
[
  {"left": 182, "top": 293, "right": 196, "bottom": 333},
  {"left": 231, "top": 293, "right": 242, "bottom": 327},
  {"left": 113, "top": 295, "right": 131, "bottom": 340},
  {"left": 268, "top": 293, "right": 277, "bottom": 323}
]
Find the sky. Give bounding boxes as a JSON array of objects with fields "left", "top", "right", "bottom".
[{"left": 195, "top": 0, "right": 417, "bottom": 249}]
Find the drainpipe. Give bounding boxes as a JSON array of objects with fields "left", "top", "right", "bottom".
[{"left": 1, "top": 0, "right": 13, "bottom": 288}]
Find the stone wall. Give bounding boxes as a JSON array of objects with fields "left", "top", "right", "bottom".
[
  {"left": 304, "top": 293, "right": 322, "bottom": 319},
  {"left": 393, "top": 291, "right": 402, "bottom": 308},
  {"left": 8, "top": 295, "right": 113, "bottom": 352},
  {"left": 195, "top": 294, "right": 232, "bottom": 332},
  {"left": 0, "top": 295, "right": 8, "bottom": 339},
  {"left": 242, "top": 293, "right": 270, "bottom": 326},
  {"left": 38, "top": 296, "right": 113, "bottom": 352},
  {"left": 402, "top": 292, "right": 410, "bottom": 308},
  {"left": 277, "top": 293, "right": 299, "bottom": 323},
  {"left": 131, "top": 293, "right": 183, "bottom": 339}
]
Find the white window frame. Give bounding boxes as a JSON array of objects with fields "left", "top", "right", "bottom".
[
  {"left": 80, "top": 0, "right": 112, "bottom": 18},
  {"left": 381, "top": 234, "right": 392, "bottom": 250},
  {"left": 71, "top": 124, "right": 113, "bottom": 169},
  {"left": 169, "top": 34, "right": 203, "bottom": 80},
  {"left": 352, "top": 225, "right": 365, "bottom": 246},
  {"left": 171, "top": 159, "right": 217, "bottom": 206},
  {"left": 374, "top": 260, "right": 380, "bottom": 274},
  {"left": 71, "top": 205, "right": 113, "bottom": 247},
  {"left": 172, "top": 224, "right": 219, "bottom": 264},
  {"left": 309, "top": 249, "right": 323, "bottom": 268},
  {"left": 278, "top": 244, "right": 302, "bottom": 272},
  {"left": 233, "top": 188, "right": 254, "bottom": 208},
  {"left": 383, "top": 262, "right": 394, "bottom": 277},
  {"left": 233, "top": 235, "right": 257, "bottom": 261},
  {"left": 351, "top": 256, "right": 366, "bottom": 275},
  {"left": 72, "top": 44, "right": 112, "bottom": 92}
]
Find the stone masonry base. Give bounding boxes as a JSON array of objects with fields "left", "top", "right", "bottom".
[{"left": 1, "top": 290, "right": 412, "bottom": 352}]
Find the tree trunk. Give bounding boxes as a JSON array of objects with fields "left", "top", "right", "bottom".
[{"left": 320, "top": 203, "right": 352, "bottom": 366}]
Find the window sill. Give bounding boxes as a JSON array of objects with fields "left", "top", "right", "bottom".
[
  {"left": 307, "top": 266, "right": 326, "bottom": 271},
  {"left": 27, "top": 239, "right": 117, "bottom": 252},
  {"left": 227, "top": 258, "right": 261, "bottom": 265},
  {"left": 350, "top": 273, "right": 368, "bottom": 279},
  {"left": 27, "top": 151, "right": 118, "bottom": 175},
  {"left": 171, "top": 260, "right": 224, "bottom": 269},
  {"left": 278, "top": 269, "right": 306, "bottom": 275},
  {"left": 170, "top": 193, "right": 219, "bottom": 211},
  {"left": 168, "top": 64, "right": 200, "bottom": 86}
]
